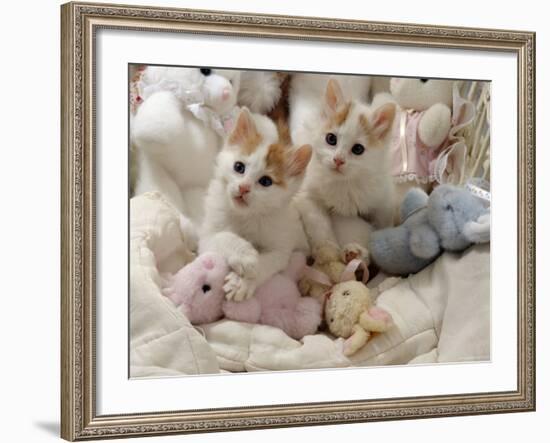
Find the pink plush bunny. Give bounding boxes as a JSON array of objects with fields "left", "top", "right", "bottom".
[{"left": 163, "top": 252, "right": 322, "bottom": 340}]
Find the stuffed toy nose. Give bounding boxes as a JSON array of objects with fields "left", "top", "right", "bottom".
[
  {"left": 202, "top": 257, "right": 214, "bottom": 270},
  {"left": 221, "top": 88, "right": 231, "bottom": 101}
]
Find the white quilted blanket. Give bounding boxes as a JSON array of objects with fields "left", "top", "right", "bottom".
[{"left": 130, "top": 192, "right": 490, "bottom": 377}]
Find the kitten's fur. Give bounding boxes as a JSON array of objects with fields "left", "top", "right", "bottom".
[
  {"left": 289, "top": 73, "right": 371, "bottom": 150},
  {"left": 199, "top": 108, "right": 312, "bottom": 301},
  {"left": 131, "top": 67, "right": 241, "bottom": 222},
  {"left": 294, "top": 79, "right": 397, "bottom": 259}
]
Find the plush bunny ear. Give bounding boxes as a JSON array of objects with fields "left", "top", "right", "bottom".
[
  {"left": 324, "top": 78, "right": 345, "bottom": 114},
  {"left": 360, "top": 306, "right": 393, "bottom": 333},
  {"left": 463, "top": 212, "right": 491, "bottom": 244}
]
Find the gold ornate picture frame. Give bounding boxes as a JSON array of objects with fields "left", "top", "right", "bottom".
[{"left": 61, "top": 1, "right": 535, "bottom": 440}]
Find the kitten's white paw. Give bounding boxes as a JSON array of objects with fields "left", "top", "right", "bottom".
[
  {"left": 342, "top": 242, "right": 369, "bottom": 264},
  {"left": 223, "top": 272, "right": 256, "bottom": 301},
  {"left": 226, "top": 250, "right": 258, "bottom": 279}
]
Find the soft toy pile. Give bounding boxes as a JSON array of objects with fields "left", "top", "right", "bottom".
[
  {"left": 163, "top": 245, "right": 394, "bottom": 354},
  {"left": 131, "top": 68, "right": 487, "bottom": 361}
]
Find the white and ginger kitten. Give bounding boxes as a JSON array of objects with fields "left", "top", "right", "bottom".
[
  {"left": 289, "top": 73, "right": 371, "bottom": 150},
  {"left": 199, "top": 108, "right": 312, "bottom": 301},
  {"left": 131, "top": 66, "right": 241, "bottom": 222},
  {"left": 295, "top": 79, "right": 397, "bottom": 262}
]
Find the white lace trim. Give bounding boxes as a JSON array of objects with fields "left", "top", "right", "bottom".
[{"left": 394, "top": 173, "right": 435, "bottom": 184}]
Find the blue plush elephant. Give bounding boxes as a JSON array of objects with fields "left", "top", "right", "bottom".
[{"left": 369, "top": 184, "right": 490, "bottom": 276}]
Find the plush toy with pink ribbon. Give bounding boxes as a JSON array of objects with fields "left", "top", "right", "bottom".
[{"left": 299, "top": 244, "right": 393, "bottom": 356}]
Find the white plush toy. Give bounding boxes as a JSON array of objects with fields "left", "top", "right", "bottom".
[
  {"left": 372, "top": 77, "right": 474, "bottom": 189},
  {"left": 369, "top": 76, "right": 390, "bottom": 99},
  {"left": 238, "top": 71, "right": 284, "bottom": 114},
  {"left": 130, "top": 66, "right": 241, "bottom": 222}
]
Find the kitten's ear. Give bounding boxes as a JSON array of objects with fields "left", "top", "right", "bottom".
[
  {"left": 228, "top": 108, "right": 260, "bottom": 147},
  {"left": 370, "top": 103, "right": 396, "bottom": 139},
  {"left": 324, "top": 79, "right": 345, "bottom": 114},
  {"left": 287, "top": 144, "right": 312, "bottom": 177}
]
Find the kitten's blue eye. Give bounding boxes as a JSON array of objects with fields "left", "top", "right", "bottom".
[
  {"left": 325, "top": 133, "right": 337, "bottom": 146},
  {"left": 200, "top": 68, "right": 212, "bottom": 76},
  {"left": 420, "top": 78, "right": 429, "bottom": 83},
  {"left": 351, "top": 144, "right": 365, "bottom": 155},
  {"left": 258, "top": 176, "right": 273, "bottom": 187},
  {"left": 234, "top": 161, "right": 245, "bottom": 174}
]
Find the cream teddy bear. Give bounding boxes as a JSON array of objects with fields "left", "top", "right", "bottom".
[{"left": 325, "top": 280, "right": 393, "bottom": 356}]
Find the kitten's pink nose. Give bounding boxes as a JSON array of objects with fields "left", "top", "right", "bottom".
[
  {"left": 238, "top": 184, "right": 250, "bottom": 195},
  {"left": 221, "top": 88, "right": 231, "bottom": 101},
  {"left": 333, "top": 157, "right": 345, "bottom": 168}
]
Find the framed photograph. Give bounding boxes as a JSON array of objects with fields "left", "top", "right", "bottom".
[{"left": 61, "top": 1, "right": 535, "bottom": 440}]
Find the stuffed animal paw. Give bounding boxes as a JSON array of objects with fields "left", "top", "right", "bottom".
[
  {"left": 418, "top": 102, "right": 452, "bottom": 148},
  {"left": 343, "top": 325, "right": 371, "bottom": 356}
]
